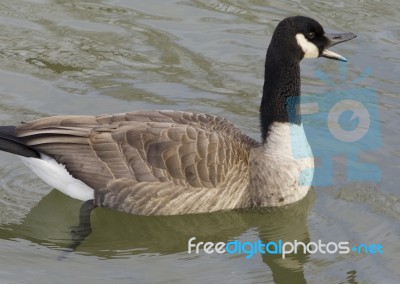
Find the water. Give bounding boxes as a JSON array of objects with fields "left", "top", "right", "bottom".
[{"left": 0, "top": 0, "right": 399, "bottom": 283}]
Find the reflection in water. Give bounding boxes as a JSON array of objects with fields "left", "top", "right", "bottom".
[
  {"left": 1, "top": 189, "right": 314, "bottom": 283},
  {"left": 58, "top": 200, "right": 97, "bottom": 261}
]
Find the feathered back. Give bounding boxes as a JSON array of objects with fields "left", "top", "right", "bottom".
[{"left": 16, "top": 110, "right": 258, "bottom": 193}]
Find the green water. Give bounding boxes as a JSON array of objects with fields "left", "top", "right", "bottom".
[{"left": 0, "top": 1, "right": 399, "bottom": 283}]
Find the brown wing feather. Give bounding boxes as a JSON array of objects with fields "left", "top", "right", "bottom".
[{"left": 15, "top": 110, "right": 259, "bottom": 197}]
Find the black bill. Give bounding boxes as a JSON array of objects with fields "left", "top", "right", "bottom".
[{"left": 322, "top": 32, "right": 357, "bottom": 62}]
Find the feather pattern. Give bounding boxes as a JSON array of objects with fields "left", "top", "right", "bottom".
[{"left": 14, "top": 110, "right": 262, "bottom": 214}]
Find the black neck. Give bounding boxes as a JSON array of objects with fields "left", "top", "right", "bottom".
[{"left": 260, "top": 49, "right": 302, "bottom": 142}]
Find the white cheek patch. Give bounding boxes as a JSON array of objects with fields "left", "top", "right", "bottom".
[{"left": 295, "top": 33, "right": 319, "bottom": 59}]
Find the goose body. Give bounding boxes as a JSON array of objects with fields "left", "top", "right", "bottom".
[{"left": 0, "top": 16, "right": 356, "bottom": 215}]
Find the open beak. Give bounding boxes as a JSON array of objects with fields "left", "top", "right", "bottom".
[{"left": 322, "top": 32, "right": 357, "bottom": 62}]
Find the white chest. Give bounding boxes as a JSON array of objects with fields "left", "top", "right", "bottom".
[
  {"left": 265, "top": 122, "right": 313, "bottom": 162},
  {"left": 248, "top": 122, "right": 314, "bottom": 206}
]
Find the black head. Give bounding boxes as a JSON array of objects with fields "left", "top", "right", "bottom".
[
  {"left": 260, "top": 16, "right": 356, "bottom": 142},
  {"left": 268, "top": 16, "right": 356, "bottom": 63}
]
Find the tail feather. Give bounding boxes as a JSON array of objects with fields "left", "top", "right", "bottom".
[{"left": 0, "top": 126, "right": 40, "bottom": 158}]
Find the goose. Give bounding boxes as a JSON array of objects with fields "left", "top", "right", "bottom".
[{"left": 0, "top": 16, "right": 356, "bottom": 216}]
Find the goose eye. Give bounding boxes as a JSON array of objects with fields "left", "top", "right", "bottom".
[{"left": 307, "top": 32, "right": 315, "bottom": 39}]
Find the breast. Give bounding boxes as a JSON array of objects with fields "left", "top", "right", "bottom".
[{"left": 247, "top": 122, "right": 314, "bottom": 207}]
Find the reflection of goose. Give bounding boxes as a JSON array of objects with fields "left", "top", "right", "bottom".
[
  {"left": 0, "top": 16, "right": 355, "bottom": 215},
  {"left": 1, "top": 189, "right": 315, "bottom": 283}
]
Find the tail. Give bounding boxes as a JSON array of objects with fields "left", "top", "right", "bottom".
[{"left": 0, "top": 126, "right": 40, "bottom": 158}]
